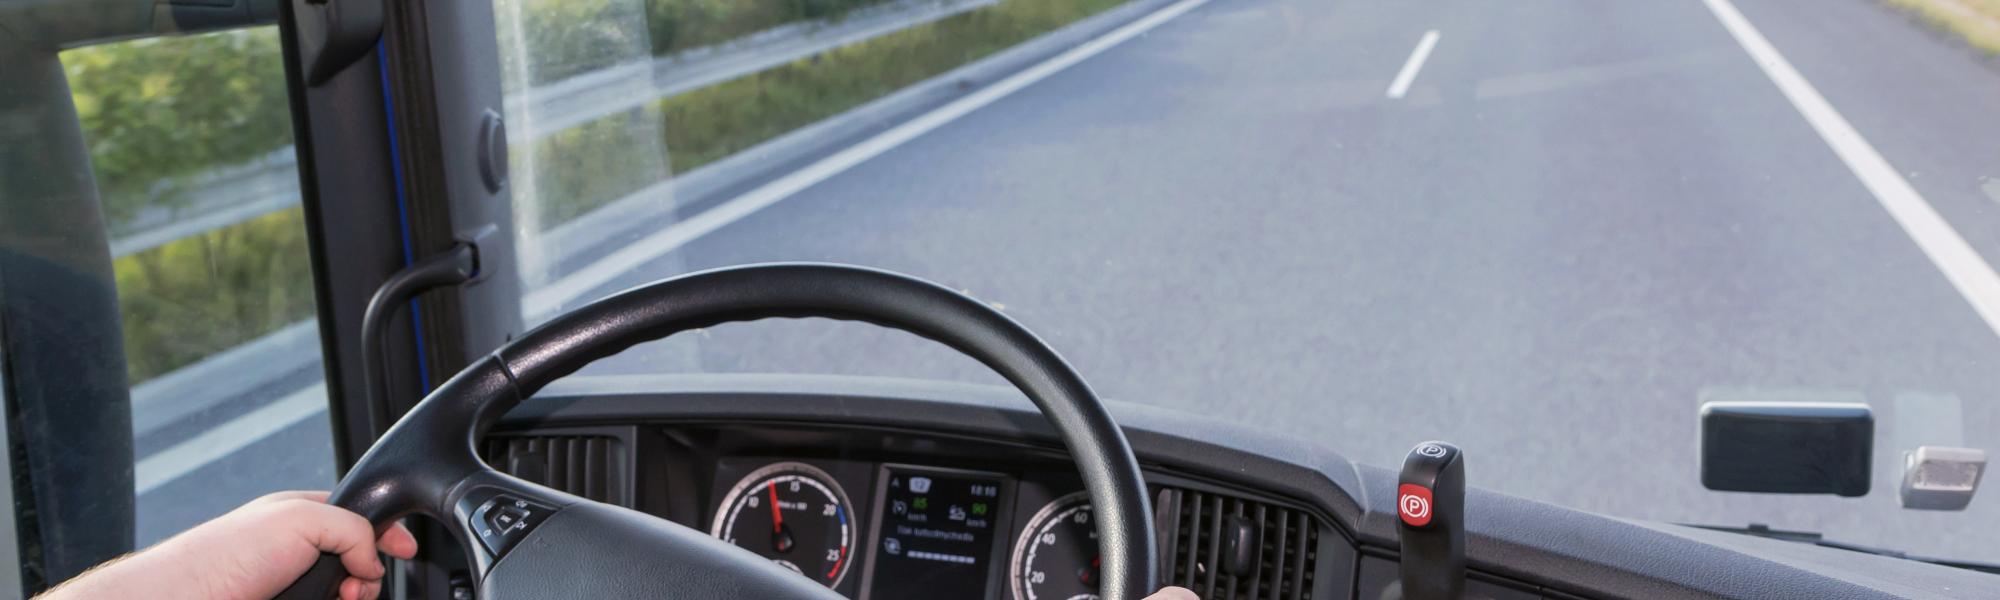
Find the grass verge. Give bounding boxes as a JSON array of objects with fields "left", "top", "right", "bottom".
[
  {"left": 658, "top": 0, "right": 1130, "bottom": 172},
  {"left": 526, "top": 0, "right": 1131, "bottom": 222},
  {"left": 1886, "top": 0, "right": 2000, "bottom": 54}
]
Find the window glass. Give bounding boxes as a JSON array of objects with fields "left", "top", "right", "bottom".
[
  {"left": 494, "top": 0, "right": 674, "bottom": 295},
  {"left": 487, "top": 0, "right": 2000, "bottom": 567},
  {"left": 62, "top": 27, "right": 334, "bottom": 546}
]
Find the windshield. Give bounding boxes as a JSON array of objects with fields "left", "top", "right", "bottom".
[
  {"left": 36, "top": 0, "right": 1994, "bottom": 574},
  {"left": 492, "top": 0, "right": 2000, "bottom": 566}
]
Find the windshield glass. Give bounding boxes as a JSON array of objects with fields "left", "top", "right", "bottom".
[{"left": 495, "top": 0, "right": 1998, "bottom": 565}]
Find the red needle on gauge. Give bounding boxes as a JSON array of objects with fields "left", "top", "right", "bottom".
[
  {"left": 768, "top": 482, "right": 784, "bottom": 528},
  {"left": 767, "top": 481, "right": 795, "bottom": 553}
]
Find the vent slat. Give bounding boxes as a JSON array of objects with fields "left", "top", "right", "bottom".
[
  {"left": 1289, "top": 511, "right": 1310, "bottom": 599},
  {"left": 1160, "top": 492, "right": 1168, "bottom": 584},
  {"left": 549, "top": 438, "right": 570, "bottom": 493},
  {"left": 482, "top": 435, "right": 623, "bottom": 506},
  {"left": 1226, "top": 498, "right": 1244, "bottom": 600},
  {"left": 1181, "top": 490, "right": 1202, "bottom": 588},
  {"left": 1248, "top": 502, "right": 1267, "bottom": 599},
  {"left": 585, "top": 437, "right": 607, "bottom": 501},
  {"left": 1223, "top": 498, "right": 1236, "bottom": 600},
  {"left": 1159, "top": 487, "right": 1318, "bottom": 600},
  {"left": 1203, "top": 494, "right": 1222, "bottom": 598},
  {"left": 1267, "top": 507, "right": 1289, "bottom": 598},
  {"left": 519, "top": 438, "right": 544, "bottom": 482},
  {"left": 567, "top": 438, "right": 585, "bottom": 494}
]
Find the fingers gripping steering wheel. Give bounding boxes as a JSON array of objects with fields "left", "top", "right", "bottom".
[{"left": 277, "top": 263, "right": 1158, "bottom": 599}]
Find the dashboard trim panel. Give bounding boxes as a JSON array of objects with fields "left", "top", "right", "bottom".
[{"left": 490, "top": 373, "right": 1998, "bottom": 599}]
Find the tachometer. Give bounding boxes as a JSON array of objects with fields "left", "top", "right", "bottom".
[
  {"left": 710, "top": 461, "right": 856, "bottom": 588},
  {"left": 1010, "top": 492, "right": 1098, "bottom": 600}
]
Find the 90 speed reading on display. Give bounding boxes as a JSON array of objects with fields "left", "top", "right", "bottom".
[{"left": 710, "top": 462, "right": 857, "bottom": 588}]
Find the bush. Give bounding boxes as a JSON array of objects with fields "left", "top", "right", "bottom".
[
  {"left": 114, "top": 209, "right": 316, "bottom": 382},
  {"left": 63, "top": 29, "right": 292, "bottom": 228}
]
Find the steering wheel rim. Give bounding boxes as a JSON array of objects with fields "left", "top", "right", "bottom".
[{"left": 280, "top": 263, "right": 1158, "bottom": 600}]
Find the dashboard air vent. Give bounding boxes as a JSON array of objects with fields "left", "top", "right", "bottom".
[
  {"left": 1159, "top": 487, "right": 1319, "bottom": 600},
  {"left": 481, "top": 435, "right": 624, "bottom": 505}
]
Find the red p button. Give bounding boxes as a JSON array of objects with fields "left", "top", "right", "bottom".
[{"left": 1398, "top": 483, "right": 1434, "bottom": 527}]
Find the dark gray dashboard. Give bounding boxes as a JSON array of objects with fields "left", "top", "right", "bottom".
[{"left": 483, "top": 373, "right": 1997, "bottom": 600}]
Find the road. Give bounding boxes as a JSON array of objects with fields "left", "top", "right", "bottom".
[{"left": 137, "top": 0, "right": 2000, "bottom": 566}]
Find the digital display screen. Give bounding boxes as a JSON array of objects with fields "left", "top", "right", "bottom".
[{"left": 866, "top": 467, "right": 1007, "bottom": 599}]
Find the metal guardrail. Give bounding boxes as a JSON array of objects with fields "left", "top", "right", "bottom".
[
  {"left": 129, "top": 0, "right": 1182, "bottom": 496},
  {"left": 107, "top": 148, "right": 299, "bottom": 257},
  {"left": 107, "top": 0, "right": 995, "bottom": 258},
  {"left": 502, "top": 0, "right": 997, "bottom": 142}
]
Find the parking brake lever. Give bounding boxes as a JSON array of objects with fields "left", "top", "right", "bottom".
[{"left": 1398, "top": 441, "right": 1465, "bottom": 600}]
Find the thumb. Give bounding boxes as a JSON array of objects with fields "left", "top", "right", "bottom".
[{"left": 1146, "top": 586, "right": 1200, "bottom": 600}]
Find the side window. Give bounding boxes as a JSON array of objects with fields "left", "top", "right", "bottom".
[{"left": 61, "top": 28, "right": 334, "bottom": 546}]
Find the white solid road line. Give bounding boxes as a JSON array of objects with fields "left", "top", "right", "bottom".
[
  {"left": 1385, "top": 30, "right": 1440, "bottom": 99},
  {"left": 523, "top": 0, "right": 1213, "bottom": 318},
  {"left": 137, "top": 0, "right": 1215, "bottom": 495},
  {"left": 135, "top": 383, "right": 328, "bottom": 495},
  {"left": 1702, "top": 0, "right": 2000, "bottom": 342}
]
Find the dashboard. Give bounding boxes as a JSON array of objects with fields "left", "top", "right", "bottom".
[
  {"left": 473, "top": 373, "right": 1999, "bottom": 600},
  {"left": 489, "top": 420, "right": 1349, "bottom": 600}
]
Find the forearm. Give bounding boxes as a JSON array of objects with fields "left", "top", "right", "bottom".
[{"left": 36, "top": 544, "right": 215, "bottom": 600}]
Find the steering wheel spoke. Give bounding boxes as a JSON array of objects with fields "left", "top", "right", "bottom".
[
  {"left": 443, "top": 468, "right": 575, "bottom": 574},
  {"left": 435, "top": 467, "right": 836, "bottom": 599}
]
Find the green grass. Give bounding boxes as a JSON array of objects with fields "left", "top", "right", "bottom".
[
  {"left": 502, "top": 0, "right": 893, "bottom": 87},
  {"left": 113, "top": 209, "right": 317, "bottom": 383},
  {"left": 521, "top": 111, "right": 675, "bottom": 227},
  {"left": 659, "top": 0, "right": 1129, "bottom": 172},
  {"left": 1887, "top": 0, "right": 2000, "bottom": 55}
]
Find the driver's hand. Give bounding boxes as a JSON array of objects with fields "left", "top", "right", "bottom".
[
  {"left": 39, "top": 491, "right": 418, "bottom": 600},
  {"left": 1148, "top": 587, "right": 1200, "bottom": 599}
]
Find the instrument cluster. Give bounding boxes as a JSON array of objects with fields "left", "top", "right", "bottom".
[{"left": 705, "top": 458, "right": 1101, "bottom": 600}]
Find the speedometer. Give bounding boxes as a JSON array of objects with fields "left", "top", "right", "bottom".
[
  {"left": 1010, "top": 492, "right": 1099, "bottom": 600},
  {"left": 710, "top": 461, "right": 856, "bottom": 588}
]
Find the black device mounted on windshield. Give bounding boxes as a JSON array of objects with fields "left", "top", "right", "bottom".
[{"left": 1700, "top": 401, "right": 1873, "bottom": 497}]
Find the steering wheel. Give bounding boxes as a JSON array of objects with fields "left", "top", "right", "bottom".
[{"left": 278, "top": 263, "right": 1157, "bottom": 599}]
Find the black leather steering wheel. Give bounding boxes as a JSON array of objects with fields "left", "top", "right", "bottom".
[{"left": 278, "top": 263, "right": 1157, "bottom": 599}]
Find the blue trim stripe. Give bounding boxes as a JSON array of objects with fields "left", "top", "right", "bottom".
[{"left": 376, "top": 43, "right": 434, "bottom": 393}]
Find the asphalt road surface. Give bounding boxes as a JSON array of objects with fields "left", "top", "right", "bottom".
[{"left": 137, "top": 0, "right": 2000, "bottom": 567}]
